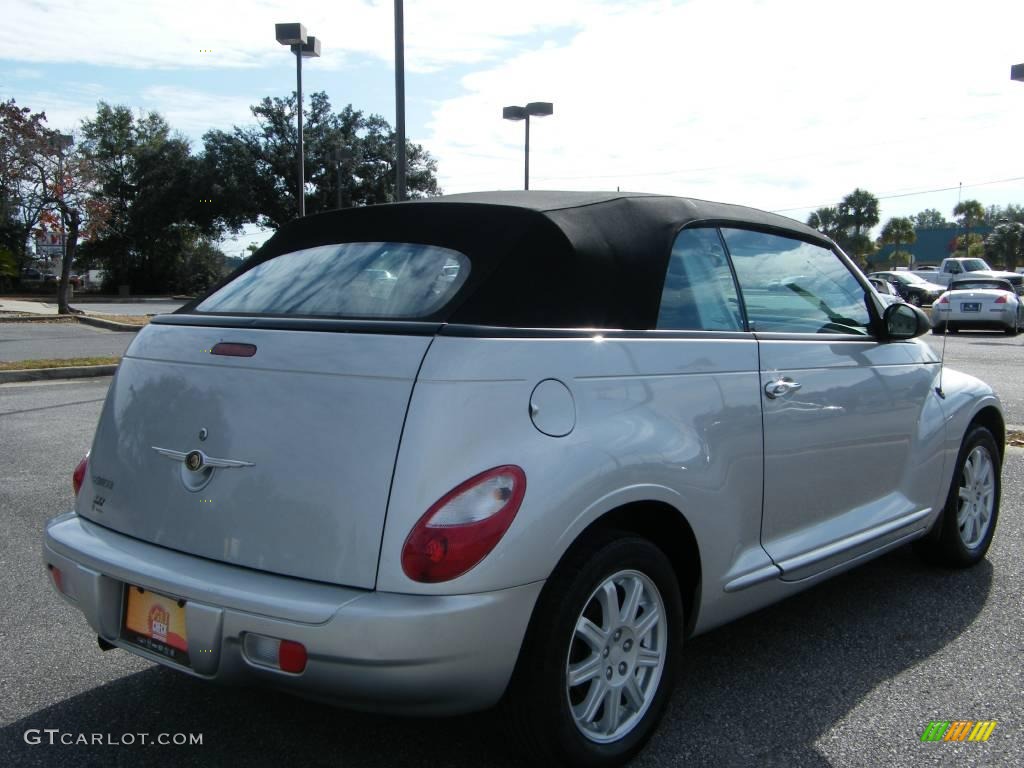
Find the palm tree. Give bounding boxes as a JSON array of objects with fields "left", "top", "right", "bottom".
[
  {"left": 839, "top": 189, "right": 880, "bottom": 237},
  {"left": 879, "top": 217, "right": 917, "bottom": 264},
  {"left": 984, "top": 221, "right": 1024, "bottom": 271},
  {"left": 953, "top": 199, "right": 986, "bottom": 255},
  {"left": 807, "top": 206, "right": 841, "bottom": 238}
]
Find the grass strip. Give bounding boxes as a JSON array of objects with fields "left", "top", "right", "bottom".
[{"left": 0, "top": 356, "right": 121, "bottom": 371}]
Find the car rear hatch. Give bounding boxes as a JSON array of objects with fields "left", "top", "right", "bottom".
[{"left": 77, "top": 321, "right": 434, "bottom": 588}]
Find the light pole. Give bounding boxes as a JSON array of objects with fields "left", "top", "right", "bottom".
[
  {"left": 276, "top": 23, "right": 321, "bottom": 217},
  {"left": 502, "top": 102, "right": 553, "bottom": 190},
  {"left": 394, "top": 0, "right": 407, "bottom": 201},
  {"left": 1012, "top": 63, "right": 1024, "bottom": 82},
  {"left": 332, "top": 147, "right": 355, "bottom": 209},
  {"left": 48, "top": 133, "right": 74, "bottom": 274}
]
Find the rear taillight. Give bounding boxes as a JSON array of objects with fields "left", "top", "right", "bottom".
[
  {"left": 72, "top": 453, "right": 89, "bottom": 496},
  {"left": 995, "top": 294, "right": 1008, "bottom": 304},
  {"left": 402, "top": 465, "right": 527, "bottom": 583},
  {"left": 937, "top": 295, "right": 950, "bottom": 304},
  {"left": 242, "top": 633, "right": 307, "bottom": 673},
  {"left": 48, "top": 564, "right": 65, "bottom": 594}
]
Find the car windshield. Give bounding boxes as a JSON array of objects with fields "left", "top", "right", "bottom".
[
  {"left": 960, "top": 259, "right": 989, "bottom": 272},
  {"left": 893, "top": 272, "right": 929, "bottom": 285},
  {"left": 196, "top": 242, "right": 470, "bottom": 319}
]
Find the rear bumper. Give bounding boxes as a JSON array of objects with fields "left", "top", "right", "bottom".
[
  {"left": 932, "top": 307, "right": 1016, "bottom": 329},
  {"left": 43, "top": 513, "right": 542, "bottom": 715}
]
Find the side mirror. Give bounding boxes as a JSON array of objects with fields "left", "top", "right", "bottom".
[{"left": 884, "top": 301, "right": 930, "bottom": 340}]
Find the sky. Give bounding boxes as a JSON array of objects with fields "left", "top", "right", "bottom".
[{"left": 3, "top": 0, "right": 1024, "bottom": 256}]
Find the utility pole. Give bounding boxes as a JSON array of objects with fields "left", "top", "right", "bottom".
[{"left": 394, "top": 0, "right": 407, "bottom": 201}]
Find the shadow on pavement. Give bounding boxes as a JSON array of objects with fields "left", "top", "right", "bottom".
[{"left": 0, "top": 546, "right": 992, "bottom": 767}]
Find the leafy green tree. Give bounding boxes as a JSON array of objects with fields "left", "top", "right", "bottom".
[
  {"left": 831, "top": 188, "right": 880, "bottom": 260},
  {"left": 0, "top": 99, "right": 50, "bottom": 272},
  {"left": 806, "top": 207, "right": 842, "bottom": 239},
  {"left": 984, "top": 221, "right": 1024, "bottom": 271},
  {"left": 200, "top": 92, "right": 439, "bottom": 232},
  {"left": 879, "top": 216, "right": 917, "bottom": 262},
  {"left": 910, "top": 208, "right": 949, "bottom": 229},
  {"left": 78, "top": 103, "right": 215, "bottom": 293},
  {"left": 889, "top": 250, "right": 912, "bottom": 267},
  {"left": 952, "top": 199, "right": 986, "bottom": 257},
  {"left": 953, "top": 199, "right": 985, "bottom": 229}
]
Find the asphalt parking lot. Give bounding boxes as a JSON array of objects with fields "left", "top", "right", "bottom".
[
  {"left": 0, "top": 323, "right": 135, "bottom": 363},
  {"left": 0, "top": 335, "right": 1021, "bottom": 767}
]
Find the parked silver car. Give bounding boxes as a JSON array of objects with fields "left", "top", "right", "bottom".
[
  {"left": 44, "top": 191, "right": 1004, "bottom": 767},
  {"left": 931, "top": 277, "right": 1023, "bottom": 335}
]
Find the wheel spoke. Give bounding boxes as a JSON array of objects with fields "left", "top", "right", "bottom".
[
  {"left": 623, "top": 674, "right": 645, "bottom": 710},
  {"left": 634, "top": 607, "right": 660, "bottom": 641},
  {"left": 575, "top": 679, "right": 607, "bottom": 725},
  {"left": 568, "top": 655, "right": 603, "bottom": 687},
  {"left": 596, "top": 582, "right": 620, "bottom": 629},
  {"left": 636, "top": 647, "right": 661, "bottom": 668},
  {"left": 601, "top": 687, "right": 622, "bottom": 735},
  {"left": 958, "top": 487, "right": 972, "bottom": 503},
  {"left": 620, "top": 576, "right": 643, "bottom": 624},
  {"left": 576, "top": 617, "right": 608, "bottom": 653},
  {"left": 962, "top": 454, "right": 976, "bottom": 486}
]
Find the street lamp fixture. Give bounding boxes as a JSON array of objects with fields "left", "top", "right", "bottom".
[
  {"left": 276, "top": 22, "right": 322, "bottom": 217},
  {"left": 1012, "top": 63, "right": 1024, "bottom": 82},
  {"left": 502, "top": 101, "right": 553, "bottom": 190}
]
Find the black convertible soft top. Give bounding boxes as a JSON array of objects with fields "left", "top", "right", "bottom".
[{"left": 186, "top": 191, "right": 829, "bottom": 330}]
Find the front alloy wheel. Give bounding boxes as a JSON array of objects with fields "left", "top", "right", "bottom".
[
  {"left": 956, "top": 445, "right": 996, "bottom": 548},
  {"left": 915, "top": 424, "right": 1000, "bottom": 567}
]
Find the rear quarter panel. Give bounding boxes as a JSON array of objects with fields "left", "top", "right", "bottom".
[{"left": 376, "top": 334, "right": 767, "bottom": 609}]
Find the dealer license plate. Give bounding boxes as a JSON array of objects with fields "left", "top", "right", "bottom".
[
  {"left": 121, "top": 585, "right": 190, "bottom": 666},
  {"left": 960, "top": 303, "right": 981, "bottom": 312}
]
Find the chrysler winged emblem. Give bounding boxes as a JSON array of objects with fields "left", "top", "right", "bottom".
[{"left": 151, "top": 446, "right": 255, "bottom": 471}]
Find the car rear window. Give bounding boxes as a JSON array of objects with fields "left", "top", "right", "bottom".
[{"left": 195, "top": 242, "right": 470, "bottom": 319}]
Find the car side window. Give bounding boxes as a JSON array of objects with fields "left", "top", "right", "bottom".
[
  {"left": 721, "top": 228, "right": 871, "bottom": 335},
  {"left": 657, "top": 228, "right": 743, "bottom": 331}
]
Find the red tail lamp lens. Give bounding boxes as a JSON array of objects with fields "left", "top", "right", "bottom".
[
  {"left": 994, "top": 294, "right": 1008, "bottom": 304},
  {"left": 278, "top": 639, "right": 308, "bottom": 673},
  {"left": 402, "top": 465, "right": 526, "bottom": 583},
  {"left": 211, "top": 342, "right": 257, "bottom": 357},
  {"left": 72, "top": 453, "right": 89, "bottom": 496},
  {"left": 937, "top": 295, "right": 949, "bottom": 304},
  {"left": 48, "top": 564, "right": 64, "bottom": 594}
]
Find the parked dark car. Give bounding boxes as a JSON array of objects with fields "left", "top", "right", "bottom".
[{"left": 868, "top": 271, "right": 944, "bottom": 306}]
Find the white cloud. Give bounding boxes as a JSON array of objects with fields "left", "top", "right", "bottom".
[
  {"left": 0, "top": 0, "right": 614, "bottom": 73},
  {"left": 424, "top": 0, "right": 1024, "bottom": 226},
  {"left": 140, "top": 86, "right": 255, "bottom": 141}
]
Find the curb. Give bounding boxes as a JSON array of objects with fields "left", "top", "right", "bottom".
[
  {"left": 0, "top": 313, "right": 140, "bottom": 331},
  {"left": 0, "top": 314, "right": 75, "bottom": 323},
  {"left": 0, "top": 364, "right": 119, "bottom": 384},
  {"left": 77, "top": 315, "right": 141, "bottom": 332}
]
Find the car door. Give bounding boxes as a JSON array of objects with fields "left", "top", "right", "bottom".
[{"left": 720, "top": 227, "right": 945, "bottom": 581}]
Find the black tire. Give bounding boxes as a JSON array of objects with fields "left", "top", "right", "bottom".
[
  {"left": 931, "top": 324, "right": 946, "bottom": 335},
  {"left": 915, "top": 425, "right": 1001, "bottom": 567},
  {"left": 504, "top": 532, "right": 683, "bottom": 768},
  {"left": 1004, "top": 325, "right": 1018, "bottom": 336},
  {"left": 948, "top": 325, "right": 959, "bottom": 334}
]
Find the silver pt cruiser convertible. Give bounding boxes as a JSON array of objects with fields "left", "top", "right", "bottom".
[{"left": 44, "top": 191, "right": 1003, "bottom": 767}]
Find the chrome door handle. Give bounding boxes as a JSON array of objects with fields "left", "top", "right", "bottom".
[{"left": 764, "top": 377, "right": 802, "bottom": 399}]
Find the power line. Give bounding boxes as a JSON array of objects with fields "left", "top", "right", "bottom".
[{"left": 770, "top": 175, "right": 1024, "bottom": 214}]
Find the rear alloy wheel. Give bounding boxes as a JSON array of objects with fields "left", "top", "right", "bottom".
[
  {"left": 915, "top": 425, "right": 1000, "bottom": 567},
  {"left": 505, "top": 534, "right": 682, "bottom": 767}
]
